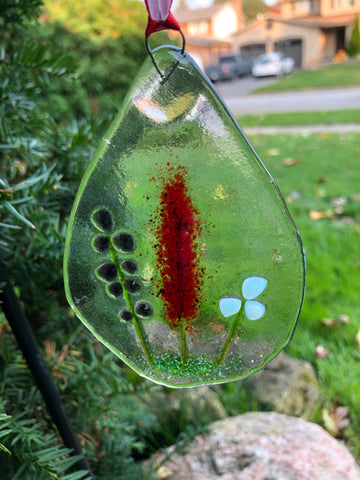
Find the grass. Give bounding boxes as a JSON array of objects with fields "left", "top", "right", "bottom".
[
  {"left": 242, "top": 130, "right": 360, "bottom": 457},
  {"left": 237, "top": 109, "right": 360, "bottom": 127},
  {"left": 252, "top": 61, "right": 360, "bottom": 93}
]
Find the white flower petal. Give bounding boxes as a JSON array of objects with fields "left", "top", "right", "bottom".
[
  {"left": 242, "top": 276, "right": 268, "bottom": 300},
  {"left": 219, "top": 297, "right": 242, "bottom": 318},
  {"left": 245, "top": 301, "right": 266, "bottom": 320}
]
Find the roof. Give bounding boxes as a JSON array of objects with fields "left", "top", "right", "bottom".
[
  {"left": 267, "top": 5, "right": 282, "bottom": 16},
  {"left": 233, "top": 14, "right": 313, "bottom": 35},
  {"left": 233, "top": 11, "right": 359, "bottom": 36},
  {"left": 297, "top": 13, "right": 359, "bottom": 28},
  {"left": 175, "top": 2, "right": 233, "bottom": 24},
  {"left": 185, "top": 36, "right": 233, "bottom": 48}
]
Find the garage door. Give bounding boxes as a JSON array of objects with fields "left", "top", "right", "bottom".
[
  {"left": 240, "top": 43, "right": 266, "bottom": 60},
  {"left": 274, "top": 39, "right": 302, "bottom": 67}
]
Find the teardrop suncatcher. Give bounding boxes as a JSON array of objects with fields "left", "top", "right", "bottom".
[{"left": 64, "top": 0, "right": 305, "bottom": 387}]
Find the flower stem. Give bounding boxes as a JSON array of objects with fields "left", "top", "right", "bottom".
[
  {"left": 109, "top": 242, "right": 154, "bottom": 365},
  {"left": 180, "top": 319, "right": 187, "bottom": 366},
  {"left": 216, "top": 302, "right": 244, "bottom": 367}
]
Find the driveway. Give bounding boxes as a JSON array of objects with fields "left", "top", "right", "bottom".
[
  {"left": 215, "top": 76, "right": 278, "bottom": 97},
  {"left": 214, "top": 76, "right": 360, "bottom": 115}
]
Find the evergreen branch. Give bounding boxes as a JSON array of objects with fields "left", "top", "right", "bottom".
[
  {"left": 1, "top": 200, "right": 36, "bottom": 229},
  {"left": 0, "top": 0, "right": 42, "bottom": 24},
  {"left": 1, "top": 43, "right": 78, "bottom": 79}
]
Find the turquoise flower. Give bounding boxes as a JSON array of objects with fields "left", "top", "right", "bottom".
[{"left": 219, "top": 276, "right": 267, "bottom": 321}]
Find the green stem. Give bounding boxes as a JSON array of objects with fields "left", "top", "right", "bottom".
[
  {"left": 180, "top": 319, "right": 187, "bottom": 366},
  {"left": 216, "top": 301, "right": 245, "bottom": 367},
  {"left": 109, "top": 242, "right": 154, "bottom": 365}
]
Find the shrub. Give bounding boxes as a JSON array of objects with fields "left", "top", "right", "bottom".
[
  {"left": 0, "top": 1, "right": 159, "bottom": 478},
  {"left": 347, "top": 17, "right": 360, "bottom": 58}
]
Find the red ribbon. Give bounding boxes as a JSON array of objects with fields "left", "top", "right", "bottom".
[{"left": 144, "top": 0, "right": 181, "bottom": 37}]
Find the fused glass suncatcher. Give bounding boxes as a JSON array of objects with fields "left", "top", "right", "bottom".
[{"left": 64, "top": 46, "right": 305, "bottom": 387}]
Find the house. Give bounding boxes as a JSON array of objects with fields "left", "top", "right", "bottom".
[
  {"left": 232, "top": 0, "right": 360, "bottom": 68},
  {"left": 174, "top": 0, "right": 245, "bottom": 69}
]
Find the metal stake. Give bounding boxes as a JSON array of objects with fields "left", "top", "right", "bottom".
[{"left": 0, "top": 259, "right": 95, "bottom": 479}]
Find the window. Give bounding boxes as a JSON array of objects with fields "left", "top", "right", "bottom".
[
  {"left": 331, "top": 0, "right": 355, "bottom": 7},
  {"left": 188, "top": 21, "right": 209, "bottom": 36},
  {"left": 293, "top": 0, "right": 311, "bottom": 13}
]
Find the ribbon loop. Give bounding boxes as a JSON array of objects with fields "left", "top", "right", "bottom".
[
  {"left": 146, "top": 0, "right": 172, "bottom": 21},
  {"left": 144, "top": 0, "right": 181, "bottom": 37}
]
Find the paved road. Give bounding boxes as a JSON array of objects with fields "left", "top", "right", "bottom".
[
  {"left": 214, "top": 77, "right": 360, "bottom": 115},
  {"left": 243, "top": 123, "right": 360, "bottom": 136}
]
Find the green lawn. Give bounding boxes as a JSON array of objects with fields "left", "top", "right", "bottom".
[
  {"left": 237, "top": 109, "right": 360, "bottom": 127},
  {"left": 252, "top": 62, "right": 360, "bottom": 93},
  {"left": 241, "top": 131, "right": 360, "bottom": 457}
]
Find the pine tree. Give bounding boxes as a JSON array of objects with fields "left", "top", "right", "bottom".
[
  {"left": 1, "top": 2, "right": 201, "bottom": 479},
  {"left": 347, "top": 17, "right": 360, "bottom": 58},
  {"left": 243, "top": 0, "right": 266, "bottom": 19},
  {"left": 0, "top": 2, "right": 98, "bottom": 477}
]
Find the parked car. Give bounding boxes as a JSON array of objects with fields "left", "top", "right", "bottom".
[
  {"left": 205, "top": 53, "right": 253, "bottom": 82},
  {"left": 252, "top": 52, "right": 295, "bottom": 78}
]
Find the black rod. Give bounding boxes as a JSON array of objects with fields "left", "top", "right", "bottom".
[{"left": 0, "top": 259, "right": 95, "bottom": 479}]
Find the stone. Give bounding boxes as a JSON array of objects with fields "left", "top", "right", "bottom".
[
  {"left": 155, "top": 412, "right": 360, "bottom": 480},
  {"left": 146, "top": 385, "right": 227, "bottom": 427},
  {"left": 178, "top": 386, "right": 228, "bottom": 424},
  {"left": 242, "top": 352, "right": 322, "bottom": 419}
]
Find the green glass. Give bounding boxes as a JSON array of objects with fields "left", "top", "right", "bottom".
[{"left": 64, "top": 46, "right": 305, "bottom": 387}]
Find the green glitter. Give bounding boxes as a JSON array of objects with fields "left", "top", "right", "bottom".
[{"left": 153, "top": 353, "right": 217, "bottom": 379}]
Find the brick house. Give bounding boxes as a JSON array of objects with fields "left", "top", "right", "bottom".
[{"left": 232, "top": 0, "right": 360, "bottom": 68}]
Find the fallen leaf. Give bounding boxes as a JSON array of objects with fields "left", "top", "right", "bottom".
[
  {"left": 320, "top": 317, "right": 336, "bottom": 327},
  {"left": 322, "top": 408, "right": 336, "bottom": 436},
  {"left": 309, "top": 210, "right": 326, "bottom": 220},
  {"left": 282, "top": 157, "right": 301, "bottom": 166},
  {"left": 314, "top": 188, "right": 327, "bottom": 197},
  {"left": 315, "top": 344, "right": 328, "bottom": 358},
  {"left": 157, "top": 466, "right": 173, "bottom": 479},
  {"left": 321, "top": 315, "right": 350, "bottom": 328},
  {"left": 265, "top": 148, "right": 280, "bottom": 156},
  {"left": 337, "top": 314, "right": 350, "bottom": 325},
  {"left": 330, "top": 196, "right": 347, "bottom": 207},
  {"left": 322, "top": 405, "right": 350, "bottom": 437},
  {"left": 356, "top": 328, "right": 360, "bottom": 346},
  {"left": 335, "top": 406, "right": 351, "bottom": 431}
]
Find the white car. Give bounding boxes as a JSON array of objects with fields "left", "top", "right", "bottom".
[{"left": 252, "top": 52, "right": 295, "bottom": 78}]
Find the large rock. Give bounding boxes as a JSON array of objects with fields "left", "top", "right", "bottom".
[
  {"left": 156, "top": 412, "right": 360, "bottom": 480},
  {"left": 243, "top": 352, "right": 322, "bottom": 419}
]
